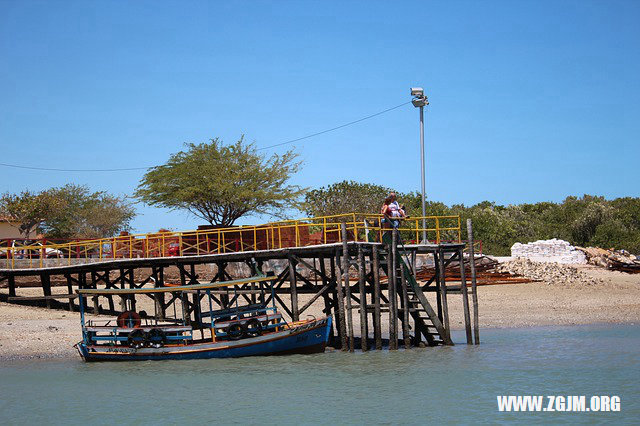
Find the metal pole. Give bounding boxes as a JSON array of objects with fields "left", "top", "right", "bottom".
[{"left": 420, "top": 105, "right": 427, "bottom": 243}]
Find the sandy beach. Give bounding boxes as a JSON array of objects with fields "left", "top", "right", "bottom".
[{"left": 1, "top": 265, "right": 638, "bottom": 361}]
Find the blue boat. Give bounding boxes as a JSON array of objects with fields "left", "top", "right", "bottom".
[{"left": 74, "top": 276, "right": 332, "bottom": 362}]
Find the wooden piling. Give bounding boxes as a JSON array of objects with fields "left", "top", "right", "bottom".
[
  {"left": 467, "top": 219, "right": 480, "bottom": 344},
  {"left": 319, "top": 256, "right": 335, "bottom": 343},
  {"left": 372, "top": 246, "right": 382, "bottom": 350},
  {"left": 288, "top": 256, "right": 299, "bottom": 321},
  {"left": 333, "top": 249, "right": 348, "bottom": 351},
  {"left": 434, "top": 251, "right": 443, "bottom": 321},
  {"left": 341, "top": 223, "right": 354, "bottom": 352},
  {"left": 357, "top": 246, "right": 368, "bottom": 351},
  {"left": 66, "top": 275, "right": 74, "bottom": 311},
  {"left": 459, "top": 247, "right": 472, "bottom": 344},
  {"left": 389, "top": 229, "right": 398, "bottom": 350},
  {"left": 41, "top": 273, "right": 52, "bottom": 308},
  {"left": 8, "top": 275, "right": 16, "bottom": 298},
  {"left": 400, "top": 263, "right": 411, "bottom": 349},
  {"left": 437, "top": 247, "right": 451, "bottom": 342}
]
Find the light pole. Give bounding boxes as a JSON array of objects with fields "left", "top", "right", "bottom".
[{"left": 411, "top": 87, "right": 429, "bottom": 243}]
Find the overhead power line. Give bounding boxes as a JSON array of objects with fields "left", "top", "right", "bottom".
[
  {"left": 0, "top": 100, "right": 411, "bottom": 172},
  {"left": 0, "top": 163, "right": 151, "bottom": 172},
  {"left": 255, "top": 101, "right": 410, "bottom": 150}
]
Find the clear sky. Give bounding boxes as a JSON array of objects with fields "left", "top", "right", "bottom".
[{"left": 1, "top": 0, "right": 638, "bottom": 233}]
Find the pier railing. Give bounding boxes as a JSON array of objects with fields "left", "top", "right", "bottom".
[{"left": 1, "top": 213, "right": 461, "bottom": 269}]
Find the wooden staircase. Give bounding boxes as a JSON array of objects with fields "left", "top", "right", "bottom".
[{"left": 383, "top": 232, "right": 453, "bottom": 346}]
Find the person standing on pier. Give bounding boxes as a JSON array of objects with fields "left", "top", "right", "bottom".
[{"left": 381, "top": 192, "right": 406, "bottom": 229}]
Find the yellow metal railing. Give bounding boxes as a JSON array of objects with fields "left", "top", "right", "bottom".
[{"left": 1, "top": 213, "right": 461, "bottom": 269}]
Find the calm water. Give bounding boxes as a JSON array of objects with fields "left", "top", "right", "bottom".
[{"left": 1, "top": 324, "right": 638, "bottom": 425}]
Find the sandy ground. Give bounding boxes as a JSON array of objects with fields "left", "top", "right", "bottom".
[{"left": 1, "top": 265, "right": 638, "bottom": 361}]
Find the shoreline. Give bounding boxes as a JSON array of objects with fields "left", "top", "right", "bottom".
[
  {"left": 2, "top": 265, "right": 639, "bottom": 362},
  {"left": 2, "top": 320, "right": 638, "bottom": 363}
]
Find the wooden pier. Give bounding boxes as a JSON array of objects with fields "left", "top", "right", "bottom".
[{"left": 0, "top": 225, "right": 480, "bottom": 350}]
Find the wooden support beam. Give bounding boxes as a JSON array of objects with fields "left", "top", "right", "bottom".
[
  {"left": 433, "top": 251, "right": 442, "bottom": 321},
  {"left": 400, "top": 263, "right": 411, "bottom": 349},
  {"left": 372, "top": 246, "right": 382, "bottom": 350},
  {"left": 388, "top": 229, "right": 398, "bottom": 350},
  {"left": 153, "top": 266, "right": 165, "bottom": 319},
  {"left": 357, "top": 246, "right": 368, "bottom": 351},
  {"left": 341, "top": 223, "right": 354, "bottom": 352},
  {"left": 41, "top": 273, "right": 52, "bottom": 308},
  {"left": 467, "top": 219, "right": 480, "bottom": 345},
  {"left": 8, "top": 294, "right": 78, "bottom": 301},
  {"left": 459, "top": 248, "right": 472, "bottom": 345},
  {"left": 299, "top": 282, "right": 332, "bottom": 315},
  {"left": 334, "top": 249, "right": 348, "bottom": 351},
  {"left": 318, "top": 256, "right": 336, "bottom": 344},
  {"left": 181, "top": 292, "right": 190, "bottom": 325},
  {"left": 288, "top": 256, "right": 299, "bottom": 321},
  {"left": 272, "top": 291, "right": 294, "bottom": 318},
  {"left": 438, "top": 247, "right": 451, "bottom": 342},
  {"left": 7, "top": 275, "right": 16, "bottom": 298}
]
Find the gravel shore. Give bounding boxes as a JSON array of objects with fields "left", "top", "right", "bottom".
[{"left": 1, "top": 265, "right": 638, "bottom": 361}]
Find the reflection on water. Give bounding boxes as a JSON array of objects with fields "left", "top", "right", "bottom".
[{"left": 1, "top": 324, "right": 638, "bottom": 424}]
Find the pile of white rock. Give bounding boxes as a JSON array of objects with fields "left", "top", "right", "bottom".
[
  {"left": 497, "top": 258, "right": 602, "bottom": 285},
  {"left": 511, "top": 238, "right": 587, "bottom": 264}
]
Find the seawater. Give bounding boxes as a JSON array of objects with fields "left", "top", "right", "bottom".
[{"left": 1, "top": 324, "right": 638, "bottom": 425}]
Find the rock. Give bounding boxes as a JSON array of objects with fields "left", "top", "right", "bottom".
[{"left": 497, "top": 258, "right": 603, "bottom": 285}]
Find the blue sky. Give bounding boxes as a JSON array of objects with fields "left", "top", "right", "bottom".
[{"left": 1, "top": 0, "right": 638, "bottom": 233}]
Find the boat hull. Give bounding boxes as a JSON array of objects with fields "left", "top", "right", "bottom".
[{"left": 77, "top": 317, "right": 332, "bottom": 362}]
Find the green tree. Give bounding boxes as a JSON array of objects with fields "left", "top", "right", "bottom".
[
  {"left": 41, "top": 184, "right": 136, "bottom": 239},
  {"left": 302, "top": 180, "right": 394, "bottom": 217},
  {"left": 0, "top": 190, "right": 63, "bottom": 237},
  {"left": 135, "top": 137, "right": 304, "bottom": 226}
]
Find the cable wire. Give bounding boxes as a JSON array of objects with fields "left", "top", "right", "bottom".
[{"left": 0, "top": 100, "right": 411, "bottom": 172}]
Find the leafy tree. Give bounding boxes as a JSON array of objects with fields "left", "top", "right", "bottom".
[
  {"left": 0, "top": 190, "right": 63, "bottom": 238},
  {"left": 41, "top": 184, "right": 136, "bottom": 239},
  {"left": 303, "top": 182, "right": 640, "bottom": 255},
  {"left": 136, "top": 137, "right": 304, "bottom": 226},
  {"left": 302, "top": 180, "right": 394, "bottom": 218}
]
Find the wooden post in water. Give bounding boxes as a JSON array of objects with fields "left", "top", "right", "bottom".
[
  {"left": 288, "top": 256, "right": 299, "bottom": 321},
  {"left": 400, "top": 263, "right": 411, "bottom": 349},
  {"left": 459, "top": 247, "right": 472, "bottom": 344},
  {"left": 434, "top": 251, "right": 443, "bottom": 321},
  {"left": 372, "top": 246, "right": 382, "bottom": 350},
  {"left": 319, "top": 256, "right": 335, "bottom": 344},
  {"left": 357, "top": 245, "right": 368, "bottom": 351},
  {"left": 389, "top": 229, "right": 398, "bottom": 350},
  {"left": 334, "top": 249, "right": 348, "bottom": 351},
  {"left": 341, "top": 223, "right": 354, "bottom": 352},
  {"left": 438, "top": 247, "right": 451, "bottom": 342},
  {"left": 467, "top": 219, "right": 480, "bottom": 344}
]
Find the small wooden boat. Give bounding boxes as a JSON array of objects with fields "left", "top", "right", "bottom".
[{"left": 74, "top": 276, "right": 332, "bottom": 362}]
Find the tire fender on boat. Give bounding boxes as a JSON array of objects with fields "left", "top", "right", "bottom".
[
  {"left": 145, "top": 328, "right": 165, "bottom": 348},
  {"left": 128, "top": 328, "right": 146, "bottom": 349},
  {"left": 244, "top": 318, "right": 263, "bottom": 337},
  {"left": 226, "top": 323, "right": 244, "bottom": 340}
]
